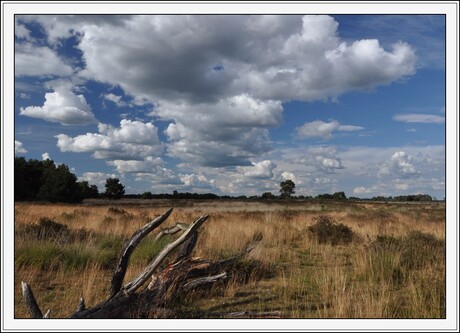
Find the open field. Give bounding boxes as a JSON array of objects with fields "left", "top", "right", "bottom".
[{"left": 14, "top": 199, "right": 445, "bottom": 318}]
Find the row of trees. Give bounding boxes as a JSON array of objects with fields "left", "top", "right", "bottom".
[
  {"left": 14, "top": 157, "right": 125, "bottom": 203},
  {"left": 14, "top": 157, "right": 435, "bottom": 203}
]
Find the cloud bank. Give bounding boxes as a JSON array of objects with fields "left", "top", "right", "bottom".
[{"left": 18, "top": 15, "right": 417, "bottom": 168}]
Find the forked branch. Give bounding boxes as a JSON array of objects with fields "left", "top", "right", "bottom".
[
  {"left": 110, "top": 207, "right": 173, "bottom": 297},
  {"left": 21, "top": 207, "right": 264, "bottom": 319}
]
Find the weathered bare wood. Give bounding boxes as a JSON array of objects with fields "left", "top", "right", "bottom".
[
  {"left": 181, "top": 309, "right": 283, "bottom": 319},
  {"left": 154, "top": 225, "right": 181, "bottom": 241},
  {"left": 110, "top": 207, "right": 174, "bottom": 297},
  {"left": 124, "top": 214, "right": 208, "bottom": 294},
  {"left": 21, "top": 281, "right": 43, "bottom": 318},
  {"left": 176, "top": 229, "right": 198, "bottom": 260},
  {"left": 22, "top": 209, "right": 270, "bottom": 319},
  {"left": 154, "top": 222, "right": 189, "bottom": 242},
  {"left": 218, "top": 311, "right": 282, "bottom": 318},
  {"left": 43, "top": 309, "right": 51, "bottom": 318},
  {"left": 76, "top": 297, "right": 85, "bottom": 312},
  {"left": 182, "top": 272, "right": 227, "bottom": 292}
]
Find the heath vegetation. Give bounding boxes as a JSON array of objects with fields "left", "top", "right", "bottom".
[{"left": 14, "top": 200, "right": 445, "bottom": 318}]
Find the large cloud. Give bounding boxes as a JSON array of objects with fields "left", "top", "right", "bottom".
[
  {"left": 157, "top": 95, "right": 283, "bottom": 166},
  {"left": 21, "top": 14, "right": 417, "bottom": 169},
  {"left": 65, "top": 15, "right": 416, "bottom": 104},
  {"left": 20, "top": 85, "right": 97, "bottom": 125},
  {"left": 56, "top": 119, "right": 163, "bottom": 159}
]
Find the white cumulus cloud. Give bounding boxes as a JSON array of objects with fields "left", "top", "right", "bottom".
[
  {"left": 67, "top": 15, "right": 417, "bottom": 104},
  {"left": 20, "top": 85, "right": 97, "bottom": 125},
  {"left": 306, "top": 146, "right": 344, "bottom": 173},
  {"left": 56, "top": 119, "right": 163, "bottom": 160},
  {"left": 378, "top": 151, "right": 419, "bottom": 178},
  {"left": 237, "top": 160, "right": 276, "bottom": 179},
  {"left": 15, "top": 140, "right": 27, "bottom": 154},
  {"left": 280, "top": 171, "right": 297, "bottom": 183},
  {"left": 158, "top": 95, "right": 282, "bottom": 166}
]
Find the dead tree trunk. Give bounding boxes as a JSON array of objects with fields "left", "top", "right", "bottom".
[{"left": 21, "top": 208, "right": 263, "bottom": 319}]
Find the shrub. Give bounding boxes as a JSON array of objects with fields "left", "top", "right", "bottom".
[
  {"left": 400, "top": 231, "right": 445, "bottom": 270},
  {"left": 25, "top": 217, "right": 69, "bottom": 240},
  {"left": 60, "top": 209, "right": 90, "bottom": 221},
  {"left": 19, "top": 217, "right": 91, "bottom": 244},
  {"left": 307, "top": 215, "right": 354, "bottom": 245},
  {"left": 108, "top": 207, "right": 128, "bottom": 215}
]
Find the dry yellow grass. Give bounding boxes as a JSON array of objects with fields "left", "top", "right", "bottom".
[{"left": 14, "top": 200, "right": 445, "bottom": 318}]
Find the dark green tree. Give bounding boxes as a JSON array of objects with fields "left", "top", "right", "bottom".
[
  {"left": 78, "top": 181, "right": 99, "bottom": 199},
  {"left": 37, "top": 164, "right": 83, "bottom": 203},
  {"left": 15, "top": 157, "right": 98, "bottom": 203},
  {"left": 332, "top": 191, "right": 347, "bottom": 200},
  {"left": 280, "top": 179, "right": 295, "bottom": 199},
  {"left": 261, "top": 192, "right": 276, "bottom": 200},
  {"left": 105, "top": 178, "right": 125, "bottom": 199},
  {"left": 141, "top": 191, "right": 153, "bottom": 199},
  {"left": 15, "top": 157, "right": 44, "bottom": 201}
]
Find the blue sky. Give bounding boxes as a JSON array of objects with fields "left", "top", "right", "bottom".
[{"left": 13, "top": 14, "right": 446, "bottom": 198}]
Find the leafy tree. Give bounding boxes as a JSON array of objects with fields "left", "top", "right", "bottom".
[
  {"left": 37, "top": 164, "right": 83, "bottom": 203},
  {"left": 261, "top": 192, "right": 276, "bottom": 200},
  {"left": 280, "top": 179, "right": 295, "bottom": 198},
  {"left": 78, "top": 181, "right": 99, "bottom": 199},
  {"left": 15, "top": 157, "right": 98, "bottom": 203},
  {"left": 317, "top": 193, "right": 334, "bottom": 200},
  {"left": 141, "top": 191, "right": 153, "bottom": 199},
  {"left": 105, "top": 178, "right": 125, "bottom": 199},
  {"left": 15, "top": 157, "right": 44, "bottom": 201},
  {"left": 332, "top": 191, "right": 347, "bottom": 200}
]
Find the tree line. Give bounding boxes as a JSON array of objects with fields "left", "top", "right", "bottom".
[
  {"left": 14, "top": 157, "right": 436, "bottom": 203},
  {"left": 14, "top": 157, "right": 125, "bottom": 203}
]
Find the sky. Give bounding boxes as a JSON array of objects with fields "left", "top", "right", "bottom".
[{"left": 13, "top": 14, "right": 446, "bottom": 199}]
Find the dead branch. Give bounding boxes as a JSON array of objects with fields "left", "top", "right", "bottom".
[
  {"left": 21, "top": 282, "right": 43, "bottom": 318},
  {"left": 110, "top": 207, "right": 173, "bottom": 297},
  {"left": 21, "top": 207, "right": 266, "bottom": 319},
  {"left": 154, "top": 222, "right": 189, "bottom": 242}
]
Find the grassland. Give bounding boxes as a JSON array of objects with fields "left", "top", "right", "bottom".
[{"left": 14, "top": 199, "right": 445, "bottom": 318}]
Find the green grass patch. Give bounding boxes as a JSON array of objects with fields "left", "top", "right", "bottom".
[
  {"left": 130, "top": 237, "right": 170, "bottom": 265},
  {"left": 15, "top": 242, "right": 110, "bottom": 271}
]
